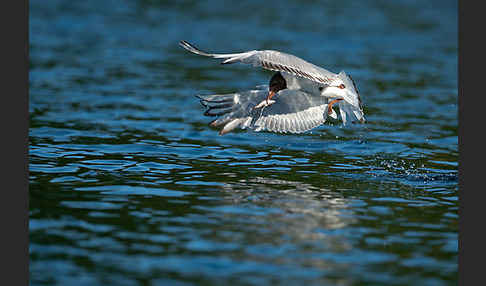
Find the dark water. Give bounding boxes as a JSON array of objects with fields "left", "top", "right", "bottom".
[{"left": 29, "top": 0, "right": 458, "bottom": 285}]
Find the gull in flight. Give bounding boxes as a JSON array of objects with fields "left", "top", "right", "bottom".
[{"left": 179, "top": 40, "right": 365, "bottom": 135}]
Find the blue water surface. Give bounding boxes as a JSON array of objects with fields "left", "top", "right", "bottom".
[{"left": 30, "top": 0, "right": 458, "bottom": 285}]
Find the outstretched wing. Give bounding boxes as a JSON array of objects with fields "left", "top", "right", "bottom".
[
  {"left": 198, "top": 87, "right": 332, "bottom": 135},
  {"left": 180, "top": 40, "right": 338, "bottom": 85}
]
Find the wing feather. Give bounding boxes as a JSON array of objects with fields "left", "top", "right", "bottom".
[
  {"left": 180, "top": 40, "right": 338, "bottom": 85},
  {"left": 196, "top": 88, "right": 329, "bottom": 135}
]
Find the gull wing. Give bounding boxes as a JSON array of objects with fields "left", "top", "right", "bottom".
[
  {"left": 197, "top": 88, "right": 330, "bottom": 135},
  {"left": 180, "top": 40, "right": 338, "bottom": 85}
]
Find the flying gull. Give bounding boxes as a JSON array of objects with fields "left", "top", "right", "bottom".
[{"left": 179, "top": 40, "right": 365, "bottom": 135}]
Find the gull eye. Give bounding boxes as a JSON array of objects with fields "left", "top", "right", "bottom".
[
  {"left": 318, "top": 86, "right": 324, "bottom": 91},
  {"left": 339, "top": 84, "right": 345, "bottom": 89}
]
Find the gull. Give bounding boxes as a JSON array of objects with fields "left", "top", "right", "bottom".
[{"left": 179, "top": 40, "right": 365, "bottom": 135}]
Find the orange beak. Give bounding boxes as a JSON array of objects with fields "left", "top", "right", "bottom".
[{"left": 266, "top": 90, "right": 275, "bottom": 103}]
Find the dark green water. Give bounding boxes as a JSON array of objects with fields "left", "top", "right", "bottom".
[{"left": 29, "top": 0, "right": 458, "bottom": 285}]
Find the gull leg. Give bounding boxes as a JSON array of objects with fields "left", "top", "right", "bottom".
[{"left": 327, "top": 99, "right": 343, "bottom": 115}]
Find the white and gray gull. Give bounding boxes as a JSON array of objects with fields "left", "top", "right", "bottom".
[{"left": 179, "top": 40, "right": 365, "bottom": 135}]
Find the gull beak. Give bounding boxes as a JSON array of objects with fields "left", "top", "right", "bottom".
[{"left": 266, "top": 90, "right": 275, "bottom": 103}]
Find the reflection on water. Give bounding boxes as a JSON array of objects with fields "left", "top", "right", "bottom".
[{"left": 30, "top": 0, "right": 457, "bottom": 285}]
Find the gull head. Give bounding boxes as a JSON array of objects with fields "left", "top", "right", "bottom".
[
  {"left": 337, "top": 71, "right": 363, "bottom": 110},
  {"left": 321, "top": 71, "right": 365, "bottom": 124}
]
